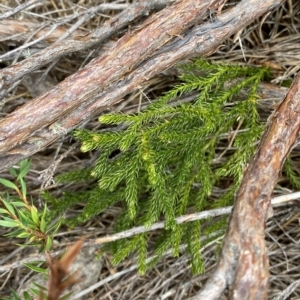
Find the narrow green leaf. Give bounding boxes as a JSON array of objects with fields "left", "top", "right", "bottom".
[
  {"left": 42, "top": 204, "right": 47, "bottom": 219},
  {"left": 59, "top": 291, "right": 74, "bottom": 300},
  {"left": 2, "top": 199, "right": 15, "bottom": 215},
  {"left": 2, "top": 215, "right": 16, "bottom": 221},
  {"left": 17, "top": 210, "right": 31, "bottom": 227},
  {"left": 53, "top": 219, "right": 62, "bottom": 234},
  {"left": 32, "top": 281, "right": 48, "bottom": 291},
  {"left": 11, "top": 201, "right": 27, "bottom": 207},
  {"left": 47, "top": 218, "right": 61, "bottom": 235},
  {"left": 0, "top": 178, "right": 18, "bottom": 190},
  {"left": 29, "top": 288, "right": 42, "bottom": 297},
  {"left": 30, "top": 206, "right": 39, "bottom": 225},
  {"left": 29, "top": 283, "right": 48, "bottom": 299},
  {"left": 23, "top": 263, "right": 47, "bottom": 274},
  {"left": 40, "top": 216, "right": 46, "bottom": 232},
  {"left": 0, "top": 208, "right": 9, "bottom": 214},
  {"left": 29, "top": 236, "right": 36, "bottom": 243},
  {"left": 0, "top": 219, "right": 19, "bottom": 227},
  {"left": 16, "top": 231, "right": 31, "bottom": 238},
  {"left": 45, "top": 236, "right": 52, "bottom": 251},
  {"left": 18, "top": 159, "right": 31, "bottom": 180},
  {"left": 9, "top": 288, "right": 22, "bottom": 300},
  {"left": 23, "top": 291, "right": 33, "bottom": 300},
  {"left": 40, "top": 204, "right": 47, "bottom": 232},
  {"left": 9, "top": 167, "right": 17, "bottom": 177},
  {"left": 20, "top": 177, "right": 27, "bottom": 198},
  {"left": 16, "top": 243, "right": 39, "bottom": 248},
  {"left": 4, "top": 228, "right": 23, "bottom": 237}
]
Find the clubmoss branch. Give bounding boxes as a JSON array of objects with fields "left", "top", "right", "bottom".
[{"left": 51, "top": 58, "right": 270, "bottom": 274}]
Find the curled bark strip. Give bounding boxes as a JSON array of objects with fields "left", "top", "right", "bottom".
[{"left": 194, "top": 74, "right": 300, "bottom": 300}]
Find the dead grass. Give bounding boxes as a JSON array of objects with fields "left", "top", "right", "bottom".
[{"left": 0, "top": 0, "right": 300, "bottom": 299}]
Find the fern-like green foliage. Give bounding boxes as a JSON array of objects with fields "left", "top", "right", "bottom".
[{"left": 49, "top": 59, "right": 270, "bottom": 274}]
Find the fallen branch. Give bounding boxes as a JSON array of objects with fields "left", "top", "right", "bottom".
[
  {"left": 0, "top": 0, "right": 284, "bottom": 171},
  {"left": 194, "top": 74, "right": 300, "bottom": 300}
]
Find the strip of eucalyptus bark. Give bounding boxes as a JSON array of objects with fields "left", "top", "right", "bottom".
[
  {"left": 0, "top": 0, "right": 284, "bottom": 171},
  {"left": 194, "top": 74, "right": 300, "bottom": 300},
  {"left": 0, "top": 1, "right": 174, "bottom": 90}
]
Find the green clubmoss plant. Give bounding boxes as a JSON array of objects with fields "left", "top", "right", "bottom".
[{"left": 49, "top": 58, "right": 276, "bottom": 274}]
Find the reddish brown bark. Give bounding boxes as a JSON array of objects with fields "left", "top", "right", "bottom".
[
  {"left": 0, "top": 0, "right": 284, "bottom": 171},
  {"left": 194, "top": 75, "right": 300, "bottom": 299}
]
